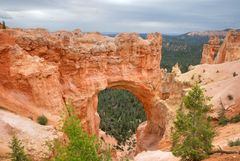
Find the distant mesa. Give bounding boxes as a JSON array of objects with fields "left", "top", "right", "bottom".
[{"left": 184, "top": 28, "right": 240, "bottom": 37}]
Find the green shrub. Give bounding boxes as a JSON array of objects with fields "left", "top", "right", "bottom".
[
  {"left": 230, "top": 114, "right": 240, "bottom": 123},
  {"left": 171, "top": 84, "right": 215, "bottom": 161},
  {"left": 233, "top": 72, "right": 238, "bottom": 77},
  {"left": 218, "top": 115, "right": 229, "bottom": 126},
  {"left": 50, "top": 103, "right": 112, "bottom": 161},
  {"left": 228, "top": 138, "right": 240, "bottom": 147},
  {"left": 191, "top": 75, "right": 195, "bottom": 80},
  {"left": 218, "top": 114, "right": 240, "bottom": 126},
  {"left": 227, "top": 94, "right": 234, "bottom": 100},
  {"left": 9, "top": 136, "right": 31, "bottom": 161},
  {"left": 37, "top": 115, "right": 48, "bottom": 125}
]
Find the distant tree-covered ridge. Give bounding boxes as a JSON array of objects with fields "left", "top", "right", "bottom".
[
  {"left": 98, "top": 89, "right": 146, "bottom": 144},
  {"left": 161, "top": 34, "right": 208, "bottom": 72}
]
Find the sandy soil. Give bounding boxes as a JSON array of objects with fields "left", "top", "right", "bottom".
[
  {"left": 134, "top": 150, "right": 180, "bottom": 161},
  {"left": 0, "top": 109, "right": 60, "bottom": 161}
]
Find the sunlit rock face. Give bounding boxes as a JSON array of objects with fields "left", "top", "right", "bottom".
[
  {"left": 201, "top": 35, "right": 221, "bottom": 64},
  {"left": 215, "top": 31, "right": 240, "bottom": 63},
  {"left": 0, "top": 28, "right": 170, "bottom": 153},
  {"left": 201, "top": 31, "right": 240, "bottom": 64}
]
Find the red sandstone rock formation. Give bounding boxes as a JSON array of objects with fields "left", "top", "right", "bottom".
[
  {"left": 215, "top": 31, "right": 240, "bottom": 63},
  {"left": 201, "top": 35, "right": 221, "bottom": 64},
  {"left": 201, "top": 31, "right": 240, "bottom": 64},
  {"left": 0, "top": 28, "right": 170, "bottom": 153}
]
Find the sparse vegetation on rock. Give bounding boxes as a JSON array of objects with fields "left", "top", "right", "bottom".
[
  {"left": 9, "top": 136, "right": 31, "bottom": 161},
  {"left": 218, "top": 115, "right": 229, "bottom": 126},
  {"left": 191, "top": 74, "right": 195, "bottom": 80},
  {"left": 227, "top": 94, "right": 234, "bottom": 100},
  {"left": 218, "top": 114, "right": 240, "bottom": 126},
  {"left": 233, "top": 72, "right": 238, "bottom": 77},
  {"left": 228, "top": 138, "right": 240, "bottom": 147},
  {"left": 171, "top": 84, "right": 215, "bottom": 161},
  {"left": 230, "top": 114, "right": 240, "bottom": 123},
  {"left": 37, "top": 115, "right": 48, "bottom": 125}
]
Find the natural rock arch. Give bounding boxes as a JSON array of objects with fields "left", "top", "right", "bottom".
[
  {"left": 96, "top": 80, "right": 168, "bottom": 152},
  {"left": 0, "top": 29, "right": 171, "bottom": 152}
]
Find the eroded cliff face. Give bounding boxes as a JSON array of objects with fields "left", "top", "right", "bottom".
[
  {"left": 0, "top": 31, "right": 65, "bottom": 124},
  {"left": 215, "top": 31, "right": 240, "bottom": 63},
  {"left": 201, "top": 35, "right": 221, "bottom": 64},
  {"left": 0, "top": 28, "right": 170, "bottom": 153},
  {"left": 201, "top": 31, "right": 240, "bottom": 64}
]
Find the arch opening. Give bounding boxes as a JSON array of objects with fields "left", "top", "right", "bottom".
[
  {"left": 92, "top": 80, "right": 169, "bottom": 156},
  {"left": 98, "top": 88, "right": 146, "bottom": 150}
]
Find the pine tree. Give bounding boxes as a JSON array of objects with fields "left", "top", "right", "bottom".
[
  {"left": 171, "top": 84, "right": 215, "bottom": 161},
  {"left": 50, "top": 102, "right": 112, "bottom": 161},
  {"left": 2, "top": 21, "right": 6, "bottom": 29},
  {"left": 9, "top": 136, "right": 31, "bottom": 161}
]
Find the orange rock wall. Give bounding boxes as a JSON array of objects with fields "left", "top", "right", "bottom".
[
  {"left": 201, "top": 35, "right": 221, "bottom": 64},
  {"left": 0, "top": 29, "right": 168, "bottom": 152},
  {"left": 215, "top": 31, "right": 240, "bottom": 63},
  {"left": 201, "top": 31, "right": 240, "bottom": 64}
]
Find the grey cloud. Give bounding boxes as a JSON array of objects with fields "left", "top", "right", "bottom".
[
  {"left": 0, "top": 10, "right": 12, "bottom": 19},
  {"left": 0, "top": 0, "right": 61, "bottom": 11},
  {"left": 0, "top": 0, "right": 239, "bottom": 34}
]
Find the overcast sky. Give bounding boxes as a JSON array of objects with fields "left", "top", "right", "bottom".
[{"left": 0, "top": 0, "right": 239, "bottom": 34}]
